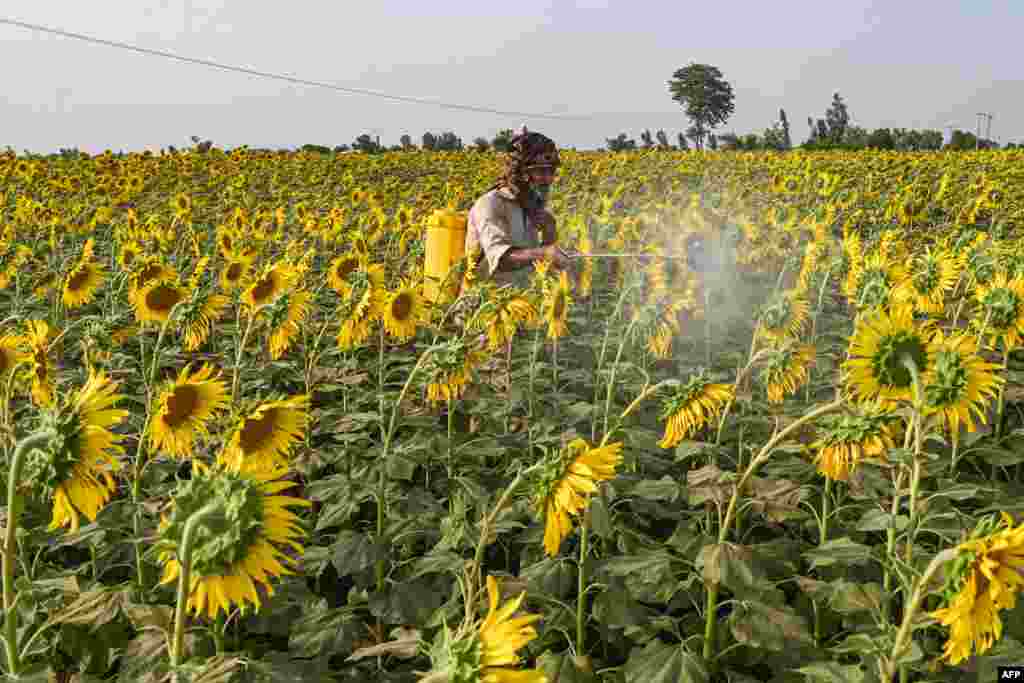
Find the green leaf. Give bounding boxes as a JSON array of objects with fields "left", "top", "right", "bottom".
[
  {"left": 855, "top": 509, "right": 908, "bottom": 532},
  {"left": 331, "top": 531, "right": 388, "bottom": 577},
  {"left": 598, "top": 553, "right": 675, "bottom": 581},
  {"left": 629, "top": 476, "right": 682, "bottom": 502},
  {"left": 728, "top": 601, "right": 813, "bottom": 651},
  {"left": 673, "top": 441, "right": 715, "bottom": 462},
  {"left": 368, "top": 576, "right": 447, "bottom": 624},
  {"left": 522, "top": 558, "right": 577, "bottom": 599},
  {"left": 828, "top": 580, "right": 882, "bottom": 614},
  {"left": 623, "top": 640, "right": 708, "bottom": 683},
  {"left": 288, "top": 601, "right": 361, "bottom": 658},
  {"left": 593, "top": 580, "right": 657, "bottom": 630},
  {"left": 538, "top": 651, "right": 598, "bottom": 683},
  {"left": 793, "top": 661, "right": 866, "bottom": 683},
  {"left": 803, "top": 537, "right": 872, "bottom": 570},
  {"left": 977, "top": 446, "right": 1024, "bottom": 466}
]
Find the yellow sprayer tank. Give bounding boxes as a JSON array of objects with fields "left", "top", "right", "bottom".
[{"left": 423, "top": 208, "right": 468, "bottom": 304}]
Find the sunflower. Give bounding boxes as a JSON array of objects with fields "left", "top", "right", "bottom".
[
  {"left": 335, "top": 265, "right": 387, "bottom": 351},
  {"left": 843, "top": 251, "right": 908, "bottom": 312},
  {"left": 633, "top": 298, "right": 684, "bottom": 360},
  {"left": 895, "top": 246, "right": 961, "bottom": 316},
  {"left": 267, "top": 290, "right": 312, "bottom": 359},
  {"left": 543, "top": 271, "right": 572, "bottom": 340},
  {"left": 117, "top": 241, "right": 143, "bottom": 271},
  {"left": 809, "top": 403, "right": 898, "bottom": 481},
  {"left": 757, "top": 290, "right": 809, "bottom": 344},
  {"left": 242, "top": 262, "right": 297, "bottom": 311},
  {"left": 62, "top": 254, "right": 106, "bottom": 310},
  {"left": 24, "top": 320, "right": 56, "bottom": 408},
  {"left": 382, "top": 280, "right": 425, "bottom": 343},
  {"left": 28, "top": 368, "right": 128, "bottom": 532},
  {"left": 219, "top": 396, "right": 310, "bottom": 469},
  {"left": 149, "top": 364, "right": 230, "bottom": 459},
  {"left": 156, "top": 459, "right": 310, "bottom": 619},
  {"left": 133, "top": 278, "right": 188, "bottom": 326},
  {"left": 128, "top": 258, "right": 179, "bottom": 305},
  {"left": 479, "top": 288, "right": 537, "bottom": 351},
  {"left": 219, "top": 257, "right": 252, "bottom": 293},
  {"left": 974, "top": 270, "right": 1024, "bottom": 351},
  {"left": 931, "top": 513, "right": 1024, "bottom": 665},
  {"left": 171, "top": 193, "right": 192, "bottom": 217},
  {"left": 326, "top": 254, "right": 363, "bottom": 296},
  {"left": 0, "top": 334, "right": 26, "bottom": 380},
  {"left": 658, "top": 375, "right": 733, "bottom": 449},
  {"left": 534, "top": 438, "right": 623, "bottom": 556},
  {"left": 424, "top": 339, "right": 484, "bottom": 405},
  {"left": 925, "top": 331, "right": 1004, "bottom": 445},
  {"left": 844, "top": 305, "right": 938, "bottom": 407},
  {"left": 761, "top": 343, "right": 816, "bottom": 404}
]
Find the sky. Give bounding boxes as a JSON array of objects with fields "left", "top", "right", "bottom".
[{"left": 2, "top": 0, "right": 1022, "bottom": 153}]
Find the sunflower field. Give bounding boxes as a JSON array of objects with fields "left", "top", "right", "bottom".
[{"left": 1, "top": 146, "right": 1024, "bottom": 683}]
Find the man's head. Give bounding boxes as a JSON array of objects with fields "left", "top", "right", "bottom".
[{"left": 500, "top": 126, "right": 560, "bottom": 208}]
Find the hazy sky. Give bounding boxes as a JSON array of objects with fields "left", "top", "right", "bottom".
[{"left": 3, "top": 1, "right": 1021, "bottom": 153}]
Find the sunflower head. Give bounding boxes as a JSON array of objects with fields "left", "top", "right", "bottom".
[
  {"left": 844, "top": 305, "right": 936, "bottom": 406},
  {"left": 809, "top": 403, "right": 899, "bottom": 481},
  {"left": 658, "top": 373, "right": 733, "bottom": 449},
  {"left": 219, "top": 395, "right": 310, "bottom": 469}
]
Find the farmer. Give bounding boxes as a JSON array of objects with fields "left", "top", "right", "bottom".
[{"left": 465, "top": 126, "right": 573, "bottom": 287}]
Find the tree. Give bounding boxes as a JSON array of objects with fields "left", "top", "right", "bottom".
[
  {"left": 947, "top": 129, "right": 978, "bottom": 150},
  {"left": 434, "top": 132, "right": 463, "bottom": 151},
  {"left": 472, "top": 137, "right": 490, "bottom": 151},
  {"left": 677, "top": 132, "right": 689, "bottom": 150},
  {"left": 605, "top": 133, "right": 637, "bottom": 151},
  {"left": 717, "top": 132, "right": 740, "bottom": 150},
  {"left": 655, "top": 129, "right": 671, "bottom": 149},
  {"left": 333, "top": 144, "right": 350, "bottom": 153},
  {"left": 779, "top": 109, "right": 792, "bottom": 150},
  {"left": 824, "top": 92, "right": 850, "bottom": 144},
  {"left": 352, "top": 134, "right": 382, "bottom": 153},
  {"left": 422, "top": 132, "right": 437, "bottom": 151},
  {"left": 867, "top": 128, "right": 895, "bottom": 150},
  {"left": 491, "top": 129, "right": 515, "bottom": 152},
  {"left": 640, "top": 129, "right": 655, "bottom": 148},
  {"left": 667, "top": 63, "right": 736, "bottom": 150},
  {"left": 399, "top": 134, "right": 413, "bottom": 150},
  {"left": 707, "top": 133, "right": 718, "bottom": 151}
]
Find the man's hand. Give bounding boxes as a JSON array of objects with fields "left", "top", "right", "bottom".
[
  {"left": 529, "top": 209, "right": 558, "bottom": 246},
  {"left": 542, "top": 244, "right": 574, "bottom": 271}
]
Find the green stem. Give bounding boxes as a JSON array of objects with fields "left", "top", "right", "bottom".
[
  {"left": 591, "top": 284, "right": 634, "bottom": 443},
  {"left": 882, "top": 468, "right": 907, "bottom": 624},
  {"left": 170, "top": 503, "right": 220, "bottom": 675},
  {"left": 4, "top": 430, "right": 59, "bottom": 677},
  {"left": 576, "top": 507, "right": 590, "bottom": 658},
  {"left": 230, "top": 311, "right": 257, "bottom": 405},
  {"left": 602, "top": 314, "right": 642, "bottom": 444},
  {"left": 814, "top": 475, "right": 833, "bottom": 646},
  {"left": 996, "top": 347, "right": 1011, "bottom": 439}
]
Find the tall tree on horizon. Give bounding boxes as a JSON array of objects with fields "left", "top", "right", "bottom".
[{"left": 667, "top": 63, "right": 735, "bottom": 150}]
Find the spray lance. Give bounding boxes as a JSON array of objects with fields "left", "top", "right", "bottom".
[{"left": 557, "top": 234, "right": 711, "bottom": 273}]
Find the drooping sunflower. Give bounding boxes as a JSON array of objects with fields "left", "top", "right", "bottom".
[
  {"left": 156, "top": 459, "right": 310, "bottom": 619},
  {"left": 925, "top": 331, "right": 1004, "bottom": 445},
  {"left": 974, "top": 270, "right": 1024, "bottom": 351},
  {"left": 335, "top": 264, "right": 387, "bottom": 351},
  {"left": 326, "top": 254, "right": 363, "bottom": 295},
  {"left": 133, "top": 278, "right": 189, "bottom": 326},
  {"left": 0, "top": 333, "right": 26, "bottom": 381},
  {"left": 219, "top": 395, "right": 310, "bottom": 469},
  {"left": 534, "top": 437, "right": 623, "bottom": 556},
  {"left": 843, "top": 251, "right": 908, "bottom": 312},
  {"left": 931, "top": 513, "right": 1024, "bottom": 665},
  {"left": 844, "top": 304, "right": 938, "bottom": 407},
  {"left": 24, "top": 319, "right": 56, "bottom": 408},
  {"left": 267, "top": 289, "right": 312, "bottom": 360},
  {"left": 809, "top": 402, "right": 898, "bottom": 481},
  {"left": 28, "top": 368, "right": 129, "bottom": 532},
  {"left": 658, "top": 374, "right": 733, "bottom": 449},
  {"left": 382, "top": 280, "right": 425, "bottom": 343},
  {"left": 424, "top": 339, "right": 485, "bottom": 405},
  {"left": 895, "top": 246, "right": 962, "bottom": 316},
  {"left": 149, "top": 364, "right": 230, "bottom": 459},
  {"left": 757, "top": 290, "right": 809, "bottom": 344},
  {"left": 543, "top": 270, "right": 572, "bottom": 340},
  {"left": 479, "top": 287, "right": 537, "bottom": 351},
  {"left": 117, "top": 241, "right": 143, "bottom": 271},
  {"left": 761, "top": 343, "right": 816, "bottom": 405}
]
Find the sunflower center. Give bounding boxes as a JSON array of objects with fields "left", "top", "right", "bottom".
[
  {"left": 334, "top": 259, "right": 357, "bottom": 281},
  {"left": 870, "top": 331, "right": 929, "bottom": 389},
  {"left": 390, "top": 292, "right": 413, "bottom": 321},
  {"left": 145, "top": 284, "right": 184, "bottom": 314},
  {"left": 136, "top": 263, "right": 163, "bottom": 289},
  {"left": 249, "top": 275, "right": 277, "bottom": 305},
  {"left": 237, "top": 408, "right": 280, "bottom": 454},
  {"left": 66, "top": 266, "right": 91, "bottom": 293},
  {"left": 164, "top": 384, "right": 200, "bottom": 428},
  {"left": 226, "top": 262, "right": 243, "bottom": 282}
]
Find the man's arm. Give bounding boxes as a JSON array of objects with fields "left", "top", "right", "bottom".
[{"left": 495, "top": 246, "right": 559, "bottom": 272}]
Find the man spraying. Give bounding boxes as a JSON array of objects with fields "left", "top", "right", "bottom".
[{"left": 465, "top": 126, "right": 573, "bottom": 286}]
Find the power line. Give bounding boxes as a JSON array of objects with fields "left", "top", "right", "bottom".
[{"left": 1, "top": 17, "right": 589, "bottom": 121}]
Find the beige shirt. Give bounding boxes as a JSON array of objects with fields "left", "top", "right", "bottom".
[{"left": 465, "top": 187, "right": 539, "bottom": 290}]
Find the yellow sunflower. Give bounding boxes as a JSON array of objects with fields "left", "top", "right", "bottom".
[
  {"left": 757, "top": 290, "right": 809, "bottom": 344},
  {"left": 658, "top": 375, "right": 733, "bottom": 449},
  {"left": 149, "top": 364, "right": 230, "bottom": 459},
  {"left": 33, "top": 368, "right": 128, "bottom": 532},
  {"left": 543, "top": 271, "right": 572, "bottom": 340},
  {"left": 219, "top": 395, "right": 310, "bottom": 469},
  {"left": 117, "top": 241, "right": 143, "bottom": 271},
  {"left": 476, "top": 575, "right": 547, "bottom": 683},
  {"left": 479, "top": 288, "right": 536, "bottom": 351},
  {"left": 844, "top": 305, "right": 938, "bottom": 407},
  {"left": 761, "top": 343, "right": 816, "bottom": 405},
  {"left": 925, "top": 331, "right": 1004, "bottom": 445},
  {"left": 133, "top": 279, "right": 189, "bottom": 326},
  {"left": 810, "top": 403, "right": 898, "bottom": 481},
  {"left": 62, "top": 257, "right": 106, "bottom": 310},
  {"left": 534, "top": 438, "right": 623, "bottom": 556},
  {"left": 0, "top": 334, "right": 26, "bottom": 380},
  {"left": 128, "top": 258, "right": 179, "bottom": 305},
  {"left": 895, "top": 246, "right": 962, "bottom": 316},
  {"left": 843, "top": 250, "right": 908, "bottom": 312},
  {"left": 381, "top": 281, "right": 425, "bottom": 343},
  {"left": 326, "top": 254, "right": 363, "bottom": 295},
  {"left": 267, "top": 290, "right": 312, "bottom": 359},
  {"left": 931, "top": 513, "right": 1024, "bottom": 665},
  {"left": 178, "top": 291, "right": 230, "bottom": 352},
  {"left": 424, "top": 339, "right": 485, "bottom": 405},
  {"left": 156, "top": 459, "right": 310, "bottom": 619},
  {"left": 975, "top": 270, "right": 1024, "bottom": 351},
  {"left": 219, "top": 256, "right": 251, "bottom": 293},
  {"left": 242, "top": 262, "right": 297, "bottom": 311},
  {"left": 24, "top": 320, "right": 56, "bottom": 408}
]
